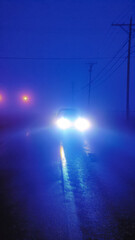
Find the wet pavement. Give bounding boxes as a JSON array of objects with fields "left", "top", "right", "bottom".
[{"left": 0, "top": 126, "right": 135, "bottom": 240}]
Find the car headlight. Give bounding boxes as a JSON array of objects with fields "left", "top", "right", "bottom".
[
  {"left": 56, "top": 117, "right": 72, "bottom": 129},
  {"left": 74, "top": 117, "right": 90, "bottom": 131}
]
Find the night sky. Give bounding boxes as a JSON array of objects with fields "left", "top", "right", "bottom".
[{"left": 0, "top": 0, "right": 135, "bottom": 115}]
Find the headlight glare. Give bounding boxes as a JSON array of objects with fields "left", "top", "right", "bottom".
[
  {"left": 74, "top": 117, "right": 90, "bottom": 131},
  {"left": 56, "top": 117, "right": 72, "bottom": 129}
]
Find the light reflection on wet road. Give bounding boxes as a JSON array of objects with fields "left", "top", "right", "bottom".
[
  {"left": 60, "top": 144, "right": 82, "bottom": 240},
  {"left": 0, "top": 128, "right": 135, "bottom": 240},
  {"left": 60, "top": 133, "right": 135, "bottom": 240},
  {"left": 60, "top": 140, "right": 118, "bottom": 240}
]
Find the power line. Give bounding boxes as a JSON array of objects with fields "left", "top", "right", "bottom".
[
  {"left": 93, "top": 40, "right": 128, "bottom": 82},
  {"left": 96, "top": 6, "right": 132, "bottom": 60},
  {"left": 82, "top": 36, "right": 135, "bottom": 90},
  {"left": 93, "top": 48, "right": 128, "bottom": 86},
  {"left": 112, "top": 17, "right": 135, "bottom": 121},
  {"left": 87, "top": 63, "right": 96, "bottom": 108},
  {"left": 93, "top": 56, "right": 127, "bottom": 88},
  {"left": 0, "top": 56, "right": 129, "bottom": 60},
  {"left": 82, "top": 40, "right": 128, "bottom": 89}
]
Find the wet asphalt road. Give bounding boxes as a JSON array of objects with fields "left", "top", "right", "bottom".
[{"left": 0, "top": 126, "right": 135, "bottom": 240}]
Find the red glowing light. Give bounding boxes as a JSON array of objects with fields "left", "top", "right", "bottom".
[{"left": 0, "top": 94, "right": 3, "bottom": 102}]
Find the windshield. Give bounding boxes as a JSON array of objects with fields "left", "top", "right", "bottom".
[{"left": 58, "top": 109, "right": 79, "bottom": 119}]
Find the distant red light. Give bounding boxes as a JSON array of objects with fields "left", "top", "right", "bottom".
[{"left": 0, "top": 94, "right": 3, "bottom": 102}]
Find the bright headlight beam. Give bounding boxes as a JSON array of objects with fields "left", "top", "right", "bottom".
[
  {"left": 56, "top": 117, "right": 72, "bottom": 129},
  {"left": 74, "top": 117, "right": 90, "bottom": 131}
]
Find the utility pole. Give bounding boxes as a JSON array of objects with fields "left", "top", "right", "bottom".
[
  {"left": 71, "top": 81, "right": 75, "bottom": 107},
  {"left": 112, "top": 17, "right": 135, "bottom": 121},
  {"left": 87, "top": 63, "right": 96, "bottom": 108}
]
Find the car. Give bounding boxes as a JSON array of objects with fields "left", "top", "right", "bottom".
[{"left": 55, "top": 108, "right": 91, "bottom": 132}]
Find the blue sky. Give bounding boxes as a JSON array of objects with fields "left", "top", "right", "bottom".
[{"left": 0, "top": 0, "right": 135, "bottom": 114}]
